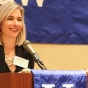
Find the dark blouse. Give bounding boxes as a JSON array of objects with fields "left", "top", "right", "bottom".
[{"left": 0, "top": 45, "right": 34, "bottom": 73}]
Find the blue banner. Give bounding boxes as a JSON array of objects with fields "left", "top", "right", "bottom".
[
  {"left": 31, "top": 70, "right": 86, "bottom": 88},
  {"left": 1, "top": 0, "right": 88, "bottom": 44}
]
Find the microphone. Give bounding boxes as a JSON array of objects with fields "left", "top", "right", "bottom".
[{"left": 22, "top": 40, "right": 47, "bottom": 70}]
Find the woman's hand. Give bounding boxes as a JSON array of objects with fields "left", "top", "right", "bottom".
[{"left": 19, "top": 68, "right": 31, "bottom": 73}]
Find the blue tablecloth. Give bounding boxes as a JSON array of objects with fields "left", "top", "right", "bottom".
[{"left": 31, "top": 70, "right": 86, "bottom": 88}]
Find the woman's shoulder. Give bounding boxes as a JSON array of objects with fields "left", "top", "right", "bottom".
[
  {"left": 0, "top": 45, "right": 3, "bottom": 49},
  {"left": 15, "top": 45, "right": 32, "bottom": 56},
  {"left": 0, "top": 45, "right": 3, "bottom": 47}
]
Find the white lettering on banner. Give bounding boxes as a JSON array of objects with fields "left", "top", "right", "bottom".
[
  {"left": 42, "top": 84, "right": 55, "bottom": 88},
  {"left": 0, "top": 0, "right": 45, "bottom": 7},
  {"left": 42, "top": 84, "right": 74, "bottom": 88},
  {"left": 62, "top": 84, "right": 74, "bottom": 88},
  {"left": 36, "top": 0, "right": 44, "bottom": 7},
  {"left": 21, "top": 0, "right": 28, "bottom": 6}
]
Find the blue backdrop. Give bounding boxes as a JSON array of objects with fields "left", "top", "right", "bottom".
[{"left": 15, "top": 0, "right": 88, "bottom": 44}]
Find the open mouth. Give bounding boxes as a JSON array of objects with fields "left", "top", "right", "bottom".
[{"left": 10, "top": 28, "right": 18, "bottom": 32}]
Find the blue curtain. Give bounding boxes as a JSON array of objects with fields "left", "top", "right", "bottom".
[{"left": 15, "top": 0, "right": 88, "bottom": 44}]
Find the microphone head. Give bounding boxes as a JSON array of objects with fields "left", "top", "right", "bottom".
[
  {"left": 23, "top": 40, "right": 35, "bottom": 54},
  {"left": 23, "top": 40, "right": 30, "bottom": 48}
]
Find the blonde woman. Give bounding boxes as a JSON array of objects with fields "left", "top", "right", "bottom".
[{"left": 0, "top": 1, "right": 34, "bottom": 73}]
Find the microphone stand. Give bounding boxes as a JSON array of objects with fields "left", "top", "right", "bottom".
[
  {"left": 33, "top": 53, "right": 47, "bottom": 70},
  {"left": 36, "top": 60, "right": 47, "bottom": 70}
]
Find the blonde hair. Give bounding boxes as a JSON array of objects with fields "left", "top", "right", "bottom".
[{"left": 0, "top": 1, "right": 26, "bottom": 46}]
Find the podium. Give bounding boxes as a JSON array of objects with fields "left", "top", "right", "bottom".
[
  {"left": 0, "top": 73, "right": 34, "bottom": 88},
  {"left": 31, "top": 70, "right": 87, "bottom": 88},
  {"left": 0, "top": 71, "right": 88, "bottom": 88}
]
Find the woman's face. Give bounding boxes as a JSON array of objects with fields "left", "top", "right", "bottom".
[{"left": 0, "top": 9, "right": 22, "bottom": 39}]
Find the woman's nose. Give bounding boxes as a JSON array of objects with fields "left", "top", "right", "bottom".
[{"left": 13, "top": 20, "right": 18, "bottom": 25}]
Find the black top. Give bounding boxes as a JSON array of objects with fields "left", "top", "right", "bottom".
[{"left": 0, "top": 45, "right": 34, "bottom": 73}]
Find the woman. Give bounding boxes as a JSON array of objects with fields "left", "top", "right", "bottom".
[{"left": 0, "top": 1, "right": 34, "bottom": 73}]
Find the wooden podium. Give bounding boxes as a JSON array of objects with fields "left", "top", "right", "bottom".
[{"left": 0, "top": 73, "right": 34, "bottom": 88}]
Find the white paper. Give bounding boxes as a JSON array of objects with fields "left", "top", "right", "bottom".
[{"left": 13, "top": 56, "right": 29, "bottom": 68}]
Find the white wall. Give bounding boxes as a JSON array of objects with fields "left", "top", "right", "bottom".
[{"left": 31, "top": 43, "right": 88, "bottom": 70}]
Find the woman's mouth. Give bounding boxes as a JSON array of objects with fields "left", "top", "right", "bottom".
[{"left": 10, "top": 28, "right": 18, "bottom": 32}]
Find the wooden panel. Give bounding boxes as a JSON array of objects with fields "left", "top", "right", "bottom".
[{"left": 0, "top": 73, "right": 33, "bottom": 88}]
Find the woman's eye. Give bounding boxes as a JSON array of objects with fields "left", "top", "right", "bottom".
[
  {"left": 17, "top": 18, "right": 22, "bottom": 21},
  {"left": 6, "top": 17, "right": 22, "bottom": 21},
  {"left": 7, "top": 18, "right": 13, "bottom": 20}
]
